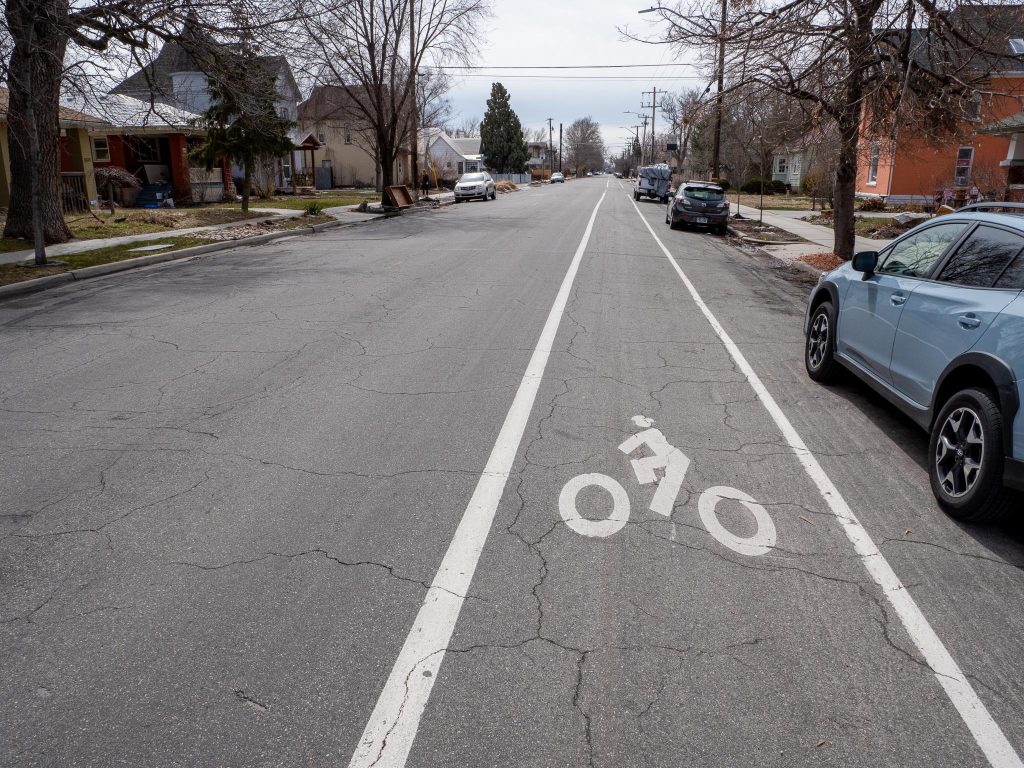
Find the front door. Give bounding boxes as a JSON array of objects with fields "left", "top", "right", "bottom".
[{"left": 838, "top": 221, "right": 969, "bottom": 384}]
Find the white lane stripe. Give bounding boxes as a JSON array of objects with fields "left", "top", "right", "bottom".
[
  {"left": 628, "top": 197, "right": 1023, "bottom": 768},
  {"left": 348, "top": 192, "right": 608, "bottom": 768}
]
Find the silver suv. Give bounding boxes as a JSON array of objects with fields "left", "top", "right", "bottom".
[{"left": 454, "top": 172, "right": 496, "bottom": 202}]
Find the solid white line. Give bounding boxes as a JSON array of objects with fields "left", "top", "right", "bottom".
[
  {"left": 348, "top": 192, "right": 608, "bottom": 768},
  {"left": 628, "top": 197, "right": 1023, "bottom": 768}
]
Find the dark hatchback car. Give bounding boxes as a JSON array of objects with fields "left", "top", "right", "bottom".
[{"left": 665, "top": 181, "right": 730, "bottom": 234}]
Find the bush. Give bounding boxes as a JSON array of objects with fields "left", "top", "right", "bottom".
[
  {"left": 769, "top": 179, "right": 788, "bottom": 194},
  {"left": 741, "top": 178, "right": 772, "bottom": 194},
  {"left": 711, "top": 177, "right": 731, "bottom": 191},
  {"left": 857, "top": 197, "right": 886, "bottom": 212},
  {"left": 303, "top": 201, "right": 325, "bottom": 216}
]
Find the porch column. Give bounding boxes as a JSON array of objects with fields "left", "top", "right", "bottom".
[
  {"left": 67, "top": 128, "right": 99, "bottom": 204},
  {"left": 167, "top": 133, "right": 192, "bottom": 204}
]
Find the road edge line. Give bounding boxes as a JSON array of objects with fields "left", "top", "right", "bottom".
[
  {"left": 347, "top": 191, "right": 608, "bottom": 768},
  {"left": 628, "top": 197, "right": 1022, "bottom": 768}
]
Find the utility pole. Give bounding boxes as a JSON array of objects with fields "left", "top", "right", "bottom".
[
  {"left": 547, "top": 117, "right": 554, "bottom": 177},
  {"left": 639, "top": 115, "right": 650, "bottom": 165},
  {"left": 710, "top": 0, "right": 727, "bottom": 179},
  {"left": 559, "top": 123, "right": 563, "bottom": 172},
  {"left": 642, "top": 87, "right": 658, "bottom": 164},
  {"left": 409, "top": 0, "right": 419, "bottom": 199}
]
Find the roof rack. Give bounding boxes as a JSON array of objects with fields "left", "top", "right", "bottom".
[{"left": 956, "top": 202, "right": 1024, "bottom": 214}]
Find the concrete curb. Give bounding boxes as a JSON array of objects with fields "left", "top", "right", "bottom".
[
  {"left": 788, "top": 259, "right": 827, "bottom": 278},
  {"left": 0, "top": 214, "right": 382, "bottom": 302}
]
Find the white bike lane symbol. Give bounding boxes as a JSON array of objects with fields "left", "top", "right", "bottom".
[{"left": 558, "top": 415, "right": 777, "bottom": 557}]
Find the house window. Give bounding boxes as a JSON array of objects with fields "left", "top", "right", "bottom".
[
  {"left": 954, "top": 146, "right": 974, "bottom": 186},
  {"left": 91, "top": 137, "right": 110, "bottom": 163},
  {"left": 1009, "top": 38, "right": 1024, "bottom": 55},
  {"left": 776, "top": 156, "right": 787, "bottom": 175},
  {"left": 317, "top": 128, "right": 326, "bottom": 144},
  {"left": 867, "top": 143, "right": 881, "bottom": 184},
  {"left": 457, "top": 161, "right": 464, "bottom": 174},
  {"left": 965, "top": 92, "right": 982, "bottom": 121},
  {"left": 344, "top": 127, "right": 353, "bottom": 145}
]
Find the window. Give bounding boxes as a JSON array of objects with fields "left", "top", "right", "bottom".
[
  {"left": 91, "top": 136, "right": 110, "bottom": 163},
  {"left": 938, "top": 226, "right": 1024, "bottom": 287},
  {"left": 317, "top": 129, "right": 326, "bottom": 144},
  {"left": 1009, "top": 38, "right": 1024, "bottom": 55},
  {"left": 954, "top": 146, "right": 974, "bottom": 186},
  {"left": 128, "top": 137, "right": 159, "bottom": 162},
  {"left": 776, "top": 156, "right": 787, "bottom": 175},
  {"left": 879, "top": 222, "right": 969, "bottom": 278},
  {"left": 867, "top": 143, "right": 881, "bottom": 184},
  {"left": 344, "top": 127, "right": 353, "bottom": 145},
  {"left": 964, "top": 92, "right": 982, "bottom": 121},
  {"left": 996, "top": 252, "right": 1024, "bottom": 289}
]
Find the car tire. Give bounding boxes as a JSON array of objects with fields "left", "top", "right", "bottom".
[
  {"left": 491, "top": 190, "right": 497, "bottom": 200},
  {"left": 929, "top": 388, "right": 1018, "bottom": 523},
  {"left": 716, "top": 224, "right": 728, "bottom": 236},
  {"left": 804, "top": 300, "right": 842, "bottom": 383}
]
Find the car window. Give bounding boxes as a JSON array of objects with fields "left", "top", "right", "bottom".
[
  {"left": 937, "top": 225, "right": 1024, "bottom": 288},
  {"left": 877, "top": 222, "right": 969, "bottom": 278},
  {"left": 684, "top": 187, "right": 724, "bottom": 201},
  {"left": 994, "top": 251, "right": 1024, "bottom": 289},
  {"left": 460, "top": 174, "right": 485, "bottom": 182}
]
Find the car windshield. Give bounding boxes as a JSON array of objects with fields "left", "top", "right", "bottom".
[
  {"left": 684, "top": 187, "right": 724, "bottom": 201},
  {"left": 460, "top": 174, "right": 485, "bottom": 182}
]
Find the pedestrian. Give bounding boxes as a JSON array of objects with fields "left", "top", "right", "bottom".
[{"left": 420, "top": 172, "right": 430, "bottom": 198}]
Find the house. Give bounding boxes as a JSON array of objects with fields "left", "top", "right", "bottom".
[
  {"left": 109, "top": 19, "right": 304, "bottom": 196},
  {"left": 297, "top": 86, "right": 378, "bottom": 188},
  {"left": 770, "top": 145, "right": 805, "bottom": 191},
  {"left": 978, "top": 111, "right": 1024, "bottom": 200},
  {"left": 0, "top": 87, "right": 109, "bottom": 213},
  {"left": 855, "top": 7, "right": 1024, "bottom": 205},
  {"left": 527, "top": 141, "right": 549, "bottom": 171},
  {"left": 91, "top": 94, "right": 214, "bottom": 206},
  {"left": 426, "top": 131, "right": 484, "bottom": 180}
]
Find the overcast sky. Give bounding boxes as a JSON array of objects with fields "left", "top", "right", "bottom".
[{"left": 443, "top": 0, "right": 705, "bottom": 159}]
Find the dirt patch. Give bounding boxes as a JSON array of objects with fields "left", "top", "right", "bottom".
[
  {"left": 495, "top": 181, "right": 518, "bottom": 193},
  {"left": 729, "top": 216, "right": 805, "bottom": 243},
  {"left": 195, "top": 216, "right": 330, "bottom": 242},
  {"left": 799, "top": 252, "right": 845, "bottom": 271}
]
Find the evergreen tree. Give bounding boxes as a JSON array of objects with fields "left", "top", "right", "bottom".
[
  {"left": 191, "top": 55, "right": 294, "bottom": 212},
  {"left": 479, "top": 83, "right": 528, "bottom": 173}
]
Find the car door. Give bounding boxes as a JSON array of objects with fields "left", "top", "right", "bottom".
[
  {"left": 838, "top": 221, "right": 969, "bottom": 384},
  {"left": 890, "top": 224, "right": 1024, "bottom": 406}
]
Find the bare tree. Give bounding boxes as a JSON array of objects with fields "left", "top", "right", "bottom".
[
  {"left": 299, "top": 0, "right": 489, "bottom": 188},
  {"left": 635, "top": 1, "right": 1024, "bottom": 258},
  {"left": 563, "top": 117, "right": 606, "bottom": 175}
]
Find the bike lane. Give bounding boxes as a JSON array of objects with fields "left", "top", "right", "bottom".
[{"left": 378, "top": 182, "right": 1019, "bottom": 767}]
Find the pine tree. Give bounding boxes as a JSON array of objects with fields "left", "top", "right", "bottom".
[
  {"left": 190, "top": 54, "right": 294, "bottom": 212},
  {"left": 479, "top": 83, "right": 528, "bottom": 174}
]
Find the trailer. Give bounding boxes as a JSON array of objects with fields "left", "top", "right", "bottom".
[{"left": 633, "top": 163, "right": 672, "bottom": 203}]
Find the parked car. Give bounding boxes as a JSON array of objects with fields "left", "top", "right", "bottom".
[
  {"left": 665, "top": 181, "right": 730, "bottom": 235},
  {"left": 454, "top": 172, "right": 496, "bottom": 202},
  {"left": 803, "top": 211, "right": 1024, "bottom": 522},
  {"left": 634, "top": 163, "right": 672, "bottom": 203},
  {"left": 550, "top": 172, "right": 565, "bottom": 184}
]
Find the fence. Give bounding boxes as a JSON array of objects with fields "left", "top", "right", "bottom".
[
  {"left": 490, "top": 173, "right": 532, "bottom": 185},
  {"left": 59, "top": 172, "right": 90, "bottom": 215}
]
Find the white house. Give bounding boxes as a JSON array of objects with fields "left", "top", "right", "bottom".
[
  {"left": 771, "top": 144, "right": 805, "bottom": 190},
  {"left": 426, "top": 130, "right": 484, "bottom": 179}
]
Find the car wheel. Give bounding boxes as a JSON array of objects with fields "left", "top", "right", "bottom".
[
  {"left": 804, "top": 300, "right": 841, "bottom": 383},
  {"left": 716, "top": 224, "right": 728, "bottom": 236},
  {"left": 929, "top": 388, "right": 1017, "bottom": 523},
  {"left": 491, "top": 189, "right": 497, "bottom": 200}
]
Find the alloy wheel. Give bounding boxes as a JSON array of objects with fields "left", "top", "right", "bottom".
[
  {"left": 807, "top": 312, "right": 829, "bottom": 370},
  {"left": 935, "top": 407, "right": 985, "bottom": 498}
]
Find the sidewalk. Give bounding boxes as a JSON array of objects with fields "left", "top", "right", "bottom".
[
  {"left": 0, "top": 206, "right": 382, "bottom": 266},
  {"left": 734, "top": 203, "right": 890, "bottom": 253}
]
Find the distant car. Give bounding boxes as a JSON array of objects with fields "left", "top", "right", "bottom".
[
  {"left": 454, "top": 172, "right": 496, "bottom": 202},
  {"left": 613, "top": 172, "right": 623, "bottom": 178},
  {"left": 804, "top": 209, "right": 1024, "bottom": 521},
  {"left": 586, "top": 171, "right": 593, "bottom": 177},
  {"left": 550, "top": 173, "right": 565, "bottom": 184},
  {"left": 665, "top": 181, "right": 729, "bottom": 235}
]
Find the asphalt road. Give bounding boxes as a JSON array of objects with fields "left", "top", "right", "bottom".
[{"left": 2, "top": 178, "right": 1022, "bottom": 767}]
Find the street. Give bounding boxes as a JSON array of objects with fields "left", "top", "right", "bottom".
[{"left": 2, "top": 177, "right": 1023, "bottom": 767}]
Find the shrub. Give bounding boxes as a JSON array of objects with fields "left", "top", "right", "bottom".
[
  {"left": 769, "top": 179, "right": 788, "bottom": 194},
  {"left": 711, "top": 177, "right": 731, "bottom": 191},
  {"left": 857, "top": 197, "right": 886, "bottom": 212},
  {"left": 741, "top": 178, "right": 772, "bottom": 194},
  {"left": 303, "top": 201, "right": 325, "bottom": 216}
]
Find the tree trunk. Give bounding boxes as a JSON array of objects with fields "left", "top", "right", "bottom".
[
  {"left": 4, "top": 0, "right": 72, "bottom": 246},
  {"left": 241, "top": 163, "right": 251, "bottom": 213}
]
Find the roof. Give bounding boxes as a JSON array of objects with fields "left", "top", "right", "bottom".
[
  {"left": 978, "top": 111, "right": 1024, "bottom": 134},
  {"left": 96, "top": 93, "right": 201, "bottom": 131},
  {"left": 449, "top": 136, "right": 481, "bottom": 155},
  {"left": 288, "top": 129, "right": 323, "bottom": 149},
  {"left": 0, "top": 87, "right": 108, "bottom": 128}
]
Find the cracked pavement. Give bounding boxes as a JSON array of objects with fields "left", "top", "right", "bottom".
[{"left": 1, "top": 179, "right": 1023, "bottom": 766}]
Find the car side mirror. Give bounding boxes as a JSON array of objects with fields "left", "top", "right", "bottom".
[{"left": 852, "top": 250, "right": 879, "bottom": 276}]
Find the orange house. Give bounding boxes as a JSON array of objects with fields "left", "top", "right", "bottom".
[{"left": 856, "top": 71, "right": 1024, "bottom": 207}]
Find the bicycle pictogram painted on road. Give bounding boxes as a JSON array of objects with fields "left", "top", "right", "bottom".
[{"left": 558, "top": 415, "right": 777, "bottom": 556}]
